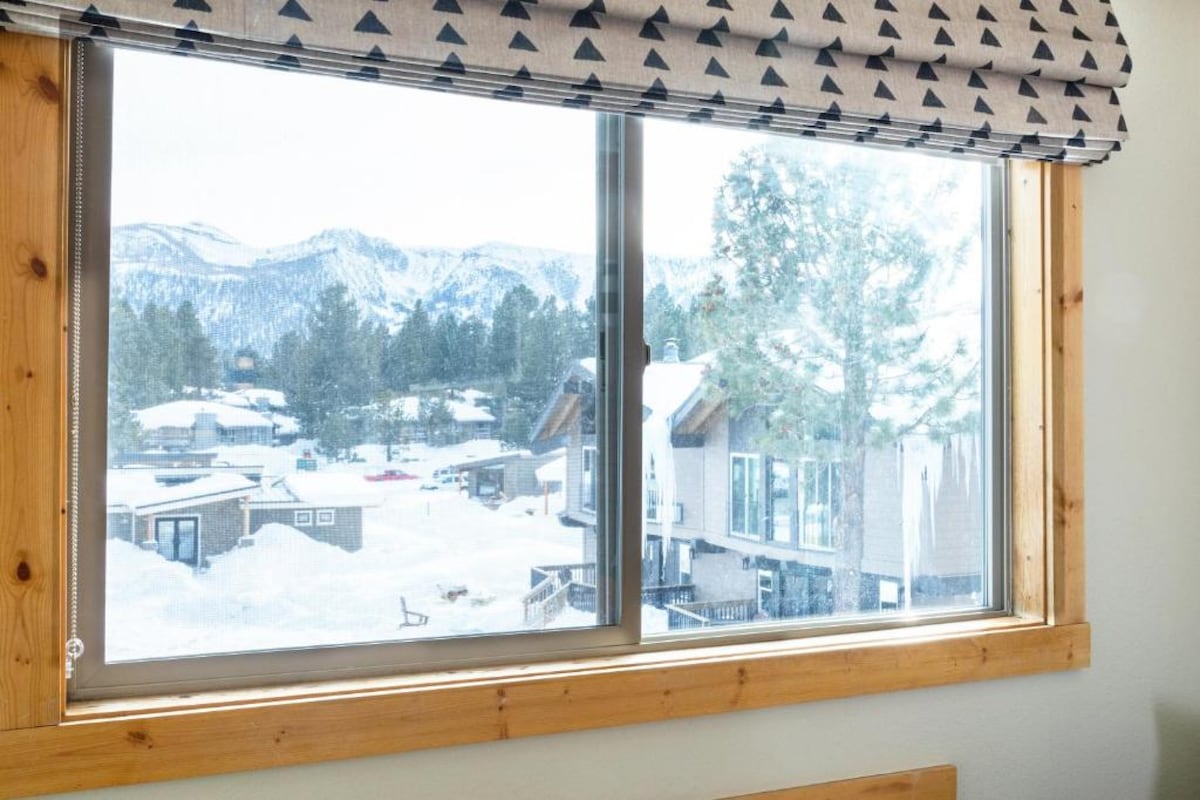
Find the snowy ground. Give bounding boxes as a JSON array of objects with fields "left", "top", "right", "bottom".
[{"left": 106, "top": 440, "right": 601, "bottom": 661}]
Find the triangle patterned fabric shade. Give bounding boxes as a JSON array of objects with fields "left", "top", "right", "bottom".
[{"left": 3, "top": 0, "right": 1131, "bottom": 164}]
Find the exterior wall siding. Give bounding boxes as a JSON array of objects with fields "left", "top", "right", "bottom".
[{"left": 249, "top": 507, "right": 363, "bottom": 552}]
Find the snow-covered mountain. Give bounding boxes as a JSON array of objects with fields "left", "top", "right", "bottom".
[{"left": 111, "top": 223, "right": 725, "bottom": 353}]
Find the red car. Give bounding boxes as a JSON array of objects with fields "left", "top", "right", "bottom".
[{"left": 364, "top": 469, "right": 418, "bottom": 482}]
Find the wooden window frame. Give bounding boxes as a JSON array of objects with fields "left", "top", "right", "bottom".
[{"left": 0, "top": 33, "right": 1085, "bottom": 798}]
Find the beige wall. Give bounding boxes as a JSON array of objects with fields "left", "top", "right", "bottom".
[{"left": 50, "top": 3, "right": 1200, "bottom": 797}]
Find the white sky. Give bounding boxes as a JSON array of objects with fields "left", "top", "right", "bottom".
[{"left": 112, "top": 48, "right": 757, "bottom": 257}]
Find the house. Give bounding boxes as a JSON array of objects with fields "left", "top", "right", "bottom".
[
  {"left": 105, "top": 471, "right": 258, "bottom": 568},
  {"left": 449, "top": 449, "right": 563, "bottom": 501},
  {"left": 248, "top": 473, "right": 380, "bottom": 552},
  {"left": 531, "top": 346, "right": 984, "bottom": 625},
  {"left": 373, "top": 393, "right": 498, "bottom": 445},
  {"left": 134, "top": 400, "right": 276, "bottom": 450}
]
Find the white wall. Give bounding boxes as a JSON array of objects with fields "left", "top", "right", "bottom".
[{"left": 50, "top": 3, "right": 1200, "bottom": 798}]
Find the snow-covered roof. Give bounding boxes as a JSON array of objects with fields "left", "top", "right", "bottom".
[
  {"left": 269, "top": 414, "right": 300, "bottom": 435},
  {"left": 457, "top": 388, "right": 492, "bottom": 404},
  {"left": 535, "top": 455, "right": 566, "bottom": 485},
  {"left": 235, "top": 388, "right": 288, "bottom": 409},
  {"left": 643, "top": 361, "right": 708, "bottom": 421},
  {"left": 107, "top": 471, "right": 257, "bottom": 514},
  {"left": 280, "top": 473, "right": 382, "bottom": 507},
  {"left": 135, "top": 400, "right": 275, "bottom": 431}
]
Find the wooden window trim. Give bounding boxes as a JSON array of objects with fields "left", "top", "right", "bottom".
[
  {"left": 0, "top": 33, "right": 1085, "bottom": 799},
  {"left": 719, "top": 764, "right": 957, "bottom": 800}
]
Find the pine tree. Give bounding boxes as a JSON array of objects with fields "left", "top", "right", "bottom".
[
  {"left": 174, "top": 301, "right": 219, "bottom": 391},
  {"left": 290, "top": 284, "right": 373, "bottom": 433},
  {"left": 488, "top": 284, "right": 537, "bottom": 379},
  {"left": 702, "top": 143, "right": 978, "bottom": 613},
  {"left": 644, "top": 283, "right": 689, "bottom": 360}
]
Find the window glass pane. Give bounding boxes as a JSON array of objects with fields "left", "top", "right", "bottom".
[
  {"left": 641, "top": 118, "right": 991, "bottom": 631},
  {"left": 102, "top": 48, "right": 601, "bottom": 662}
]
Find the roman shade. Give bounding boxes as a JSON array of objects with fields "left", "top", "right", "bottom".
[{"left": 1, "top": 0, "right": 1131, "bottom": 163}]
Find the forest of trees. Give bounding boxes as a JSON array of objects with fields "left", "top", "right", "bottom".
[{"left": 108, "top": 280, "right": 701, "bottom": 456}]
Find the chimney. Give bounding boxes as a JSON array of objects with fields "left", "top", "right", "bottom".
[{"left": 663, "top": 338, "right": 680, "bottom": 363}]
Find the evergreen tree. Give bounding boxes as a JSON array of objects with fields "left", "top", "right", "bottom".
[
  {"left": 702, "top": 144, "right": 978, "bottom": 613},
  {"left": 290, "top": 284, "right": 373, "bottom": 433},
  {"left": 371, "top": 391, "right": 410, "bottom": 462},
  {"left": 317, "top": 411, "right": 357, "bottom": 461},
  {"left": 174, "top": 301, "right": 219, "bottom": 390},
  {"left": 499, "top": 398, "right": 533, "bottom": 449},
  {"left": 488, "top": 284, "right": 537, "bottom": 379},
  {"left": 644, "top": 283, "right": 689, "bottom": 361},
  {"left": 431, "top": 313, "right": 463, "bottom": 383},
  {"left": 418, "top": 395, "right": 454, "bottom": 445},
  {"left": 386, "top": 301, "right": 433, "bottom": 390}
]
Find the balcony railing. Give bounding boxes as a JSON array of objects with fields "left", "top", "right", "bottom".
[
  {"left": 527, "top": 563, "right": 696, "bottom": 621},
  {"left": 665, "top": 598, "right": 759, "bottom": 630}
]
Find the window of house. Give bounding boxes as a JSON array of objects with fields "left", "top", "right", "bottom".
[
  {"left": 153, "top": 517, "right": 199, "bottom": 567},
  {"left": 71, "top": 41, "right": 1003, "bottom": 698}
]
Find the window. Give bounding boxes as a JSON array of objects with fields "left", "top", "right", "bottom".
[
  {"left": 0, "top": 34, "right": 1091, "bottom": 796},
  {"left": 581, "top": 446, "right": 598, "bottom": 513},
  {"left": 153, "top": 517, "right": 199, "bottom": 567},
  {"left": 800, "top": 460, "right": 840, "bottom": 550},
  {"left": 730, "top": 454, "right": 762, "bottom": 539},
  {"left": 293, "top": 510, "right": 313, "bottom": 527},
  {"left": 315, "top": 509, "right": 336, "bottom": 527}
]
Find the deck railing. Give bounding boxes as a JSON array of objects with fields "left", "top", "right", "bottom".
[{"left": 665, "top": 598, "right": 759, "bottom": 630}]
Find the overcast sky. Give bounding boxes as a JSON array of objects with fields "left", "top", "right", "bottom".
[{"left": 112, "top": 48, "right": 765, "bottom": 257}]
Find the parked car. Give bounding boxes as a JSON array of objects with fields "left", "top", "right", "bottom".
[{"left": 365, "top": 469, "right": 418, "bottom": 482}]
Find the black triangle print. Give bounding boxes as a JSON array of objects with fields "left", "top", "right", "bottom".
[
  {"left": 970, "top": 122, "right": 992, "bottom": 138},
  {"left": 1072, "top": 26, "right": 1091, "bottom": 41},
  {"left": 175, "top": 20, "right": 212, "bottom": 42},
  {"left": 1072, "top": 105, "right": 1091, "bottom": 122},
  {"left": 922, "top": 88, "right": 944, "bottom": 108},
  {"left": 642, "top": 77, "right": 668, "bottom": 101},
  {"left": 815, "top": 48, "right": 837, "bottom": 68},
  {"left": 929, "top": 3, "right": 950, "bottom": 20},
  {"left": 866, "top": 55, "right": 888, "bottom": 70},
  {"left": 1027, "top": 107, "right": 1047, "bottom": 124},
  {"left": 705, "top": 90, "right": 726, "bottom": 105},
  {"left": 284, "top": 33, "right": 303, "bottom": 48},
  {"left": 1018, "top": 78, "right": 1039, "bottom": 97},
  {"left": 874, "top": 80, "right": 895, "bottom": 100},
  {"left": 977, "top": 5, "right": 996, "bottom": 21},
  {"left": 827, "top": 35, "right": 842, "bottom": 49},
  {"left": 500, "top": 0, "right": 529, "bottom": 18},
  {"left": 871, "top": 112, "right": 892, "bottom": 125},
  {"left": 773, "top": 26, "right": 789, "bottom": 42},
  {"left": 1118, "top": 115, "right": 1127, "bottom": 132},
  {"left": 696, "top": 26, "right": 722, "bottom": 46},
  {"left": 968, "top": 70, "right": 988, "bottom": 89},
  {"left": 759, "top": 98, "right": 786, "bottom": 115},
  {"left": 705, "top": 57, "right": 730, "bottom": 78},
  {"left": 80, "top": 5, "right": 120, "bottom": 28},
  {"left": 354, "top": 10, "right": 390, "bottom": 35},
  {"left": 823, "top": 3, "right": 844, "bottom": 23},
  {"left": 359, "top": 45, "right": 387, "bottom": 62},
  {"left": 513, "top": 66, "right": 533, "bottom": 81},
  {"left": 761, "top": 66, "right": 787, "bottom": 86},
  {"left": 644, "top": 48, "right": 669, "bottom": 69},
  {"left": 0, "top": 9, "right": 9, "bottom": 24},
  {"left": 974, "top": 96, "right": 993, "bottom": 114},
  {"left": 271, "top": 53, "right": 300, "bottom": 68},
  {"left": 174, "top": 0, "right": 212, "bottom": 11},
  {"left": 1029, "top": 17, "right": 1046, "bottom": 33},
  {"left": 1028, "top": 68, "right": 1043, "bottom": 77},
  {"left": 1033, "top": 40, "right": 1054, "bottom": 60},
  {"left": 347, "top": 66, "right": 380, "bottom": 80},
  {"left": 639, "top": 21, "right": 664, "bottom": 40},
  {"left": 1121, "top": 54, "right": 1132, "bottom": 73},
  {"left": 494, "top": 85, "right": 523, "bottom": 100},
  {"left": 917, "top": 62, "right": 939, "bottom": 81},
  {"left": 1116, "top": 32, "right": 1127, "bottom": 46},
  {"left": 278, "top": 0, "right": 311, "bottom": 21},
  {"left": 820, "top": 75, "right": 842, "bottom": 94},
  {"left": 879, "top": 45, "right": 896, "bottom": 57},
  {"left": 820, "top": 102, "right": 842, "bottom": 121},
  {"left": 715, "top": 17, "right": 732, "bottom": 33},
  {"left": 570, "top": 9, "right": 600, "bottom": 28},
  {"left": 1020, "top": 133, "right": 1041, "bottom": 146},
  {"left": 175, "top": 39, "right": 197, "bottom": 52},
  {"left": 1105, "top": 11, "right": 1119, "bottom": 27},
  {"left": 574, "top": 38, "right": 604, "bottom": 61},
  {"left": 649, "top": 5, "right": 670, "bottom": 23},
  {"left": 84, "top": 26, "right": 110, "bottom": 39},
  {"left": 1080, "top": 50, "right": 1098, "bottom": 70},
  {"left": 1109, "top": 89, "right": 1119, "bottom": 105},
  {"left": 430, "top": 76, "right": 454, "bottom": 90},
  {"left": 437, "top": 52, "right": 465, "bottom": 73},
  {"left": 1020, "top": 0, "right": 1037, "bottom": 10},
  {"left": 980, "top": 28, "right": 1000, "bottom": 47},
  {"left": 509, "top": 31, "right": 537, "bottom": 51},
  {"left": 770, "top": 0, "right": 793, "bottom": 19},
  {"left": 756, "top": 38, "right": 781, "bottom": 58},
  {"left": 435, "top": 0, "right": 463, "bottom": 14},
  {"left": 1067, "top": 130, "right": 1086, "bottom": 148},
  {"left": 875, "top": 0, "right": 897, "bottom": 11},
  {"left": 1060, "top": 0, "right": 1077, "bottom": 14},
  {"left": 919, "top": 118, "right": 943, "bottom": 133},
  {"left": 878, "top": 20, "right": 901, "bottom": 39},
  {"left": 934, "top": 53, "right": 947, "bottom": 64},
  {"left": 935, "top": 28, "right": 954, "bottom": 46},
  {"left": 978, "top": 60, "right": 993, "bottom": 69},
  {"left": 1064, "top": 81, "right": 1084, "bottom": 97},
  {"left": 707, "top": 0, "right": 733, "bottom": 9},
  {"left": 688, "top": 108, "right": 715, "bottom": 122},
  {"left": 572, "top": 73, "right": 603, "bottom": 91},
  {"left": 563, "top": 95, "right": 592, "bottom": 108},
  {"left": 436, "top": 23, "right": 466, "bottom": 45}
]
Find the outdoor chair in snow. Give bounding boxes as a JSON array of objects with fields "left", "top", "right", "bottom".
[{"left": 399, "top": 597, "right": 429, "bottom": 628}]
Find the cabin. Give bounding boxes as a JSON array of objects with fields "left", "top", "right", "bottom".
[{"left": 134, "top": 400, "right": 276, "bottom": 450}]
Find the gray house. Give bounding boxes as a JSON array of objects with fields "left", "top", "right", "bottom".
[
  {"left": 531, "top": 349, "right": 984, "bottom": 627},
  {"left": 248, "top": 473, "right": 380, "bottom": 552},
  {"left": 134, "top": 400, "right": 276, "bottom": 450}
]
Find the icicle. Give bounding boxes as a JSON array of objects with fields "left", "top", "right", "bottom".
[
  {"left": 642, "top": 412, "right": 676, "bottom": 545},
  {"left": 899, "top": 435, "right": 944, "bottom": 610}
]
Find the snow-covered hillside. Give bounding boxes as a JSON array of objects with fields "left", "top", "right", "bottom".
[{"left": 111, "top": 223, "right": 726, "bottom": 353}]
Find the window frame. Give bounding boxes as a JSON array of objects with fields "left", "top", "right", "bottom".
[{"left": 0, "top": 33, "right": 1087, "bottom": 798}]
